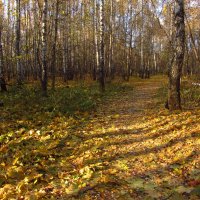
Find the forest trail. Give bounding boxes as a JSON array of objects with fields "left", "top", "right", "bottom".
[
  {"left": 0, "top": 76, "right": 200, "bottom": 199},
  {"left": 68, "top": 76, "right": 199, "bottom": 199},
  {"left": 95, "top": 77, "right": 164, "bottom": 129}
]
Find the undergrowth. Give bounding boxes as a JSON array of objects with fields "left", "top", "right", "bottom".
[
  {"left": 0, "top": 81, "right": 132, "bottom": 132},
  {"left": 157, "top": 78, "right": 200, "bottom": 108}
]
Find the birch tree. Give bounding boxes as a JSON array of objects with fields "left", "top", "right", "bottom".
[
  {"left": 168, "top": 0, "right": 185, "bottom": 110},
  {"left": 140, "top": 0, "right": 144, "bottom": 78},
  {"left": 41, "top": 0, "right": 48, "bottom": 96},
  {"left": 16, "top": 0, "right": 22, "bottom": 84},
  {"left": 99, "top": 0, "right": 105, "bottom": 91}
]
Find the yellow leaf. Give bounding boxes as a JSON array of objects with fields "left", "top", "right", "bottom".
[
  {"left": 13, "top": 157, "right": 19, "bottom": 165},
  {"left": 113, "top": 114, "right": 120, "bottom": 119}
]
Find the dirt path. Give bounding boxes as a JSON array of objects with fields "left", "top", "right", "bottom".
[
  {"left": 70, "top": 77, "right": 199, "bottom": 199},
  {"left": 95, "top": 77, "right": 163, "bottom": 129}
]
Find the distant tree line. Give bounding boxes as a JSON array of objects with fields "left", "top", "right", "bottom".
[{"left": 0, "top": 0, "right": 199, "bottom": 109}]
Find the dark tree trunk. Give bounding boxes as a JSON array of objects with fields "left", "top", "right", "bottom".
[
  {"left": 0, "top": 4, "right": 7, "bottom": 92},
  {"left": 168, "top": 0, "right": 185, "bottom": 110},
  {"left": 0, "top": 100, "right": 3, "bottom": 107},
  {"left": 51, "top": 0, "right": 59, "bottom": 90},
  {"left": 0, "top": 75, "right": 7, "bottom": 92},
  {"left": 0, "top": 13, "right": 3, "bottom": 76}
]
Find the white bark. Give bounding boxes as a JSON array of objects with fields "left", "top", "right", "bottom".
[{"left": 41, "top": 0, "right": 48, "bottom": 94}]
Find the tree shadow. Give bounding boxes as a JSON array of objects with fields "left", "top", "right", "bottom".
[
  {"left": 83, "top": 133, "right": 199, "bottom": 166},
  {"left": 48, "top": 150, "right": 200, "bottom": 199},
  {"left": 75, "top": 118, "right": 199, "bottom": 156}
]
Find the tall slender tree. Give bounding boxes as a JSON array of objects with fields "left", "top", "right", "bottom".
[
  {"left": 41, "top": 0, "right": 48, "bottom": 96},
  {"left": 51, "top": 0, "right": 59, "bottom": 90},
  {"left": 108, "top": 0, "right": 114, "bottom": 79},
  {"left": 0, "top": 0, "right": 3, "bottom": 76},
  {"left": 99, "top": 0, "right": 105, "bottom": 92},
  {"left": 93, "top": 0, "right": 99, "bottom": 81},
  {"left": 140, "top": 0, "right": 144, "bottom": 78},
  {"left": 16, "top": 0, "right": 22, "bottom": 84},
  {"left": 0, "top": 0, "right": 7, "bottom": 92}
]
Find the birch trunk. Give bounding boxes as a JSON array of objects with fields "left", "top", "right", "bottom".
[
  {"left": 168, "top": 0, "right": 185, "bottom": 110},
  {"left": 99, "top": 0, "right": 105, "bottom": 91},
  {"left": 93, "top": 0, "right": 99, "bottom": 81},
  {"left": 108, "top": 0, "right": 113, "bottom": 79},
  {"left": 16, "top": 0, "right": 22, "bottom": 84},
  {"left": 140, "top": 0, "right": 144, "bottom": 78},
  {"left": 41, "top": 0, "right": 48, "bottom": 96}
]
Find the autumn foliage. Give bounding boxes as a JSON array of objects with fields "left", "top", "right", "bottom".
[{"left": 0, "top": 76, "right": 200, "bottom": 199}]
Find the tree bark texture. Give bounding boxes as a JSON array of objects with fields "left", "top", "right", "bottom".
[
  {"left": 168, "top": 0, "right": 185, "bottom": 110},
  {"left": 41, "top": 0, "right": 48, "bottom": 96}
]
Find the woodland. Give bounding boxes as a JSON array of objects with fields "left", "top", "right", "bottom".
[{"left": 0, "top": 0, "right": 200, "bottom": 199}]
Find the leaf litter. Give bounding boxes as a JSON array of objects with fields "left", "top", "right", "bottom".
[{"left": 0, "top": 76, "right": 200, "bottom": 199}]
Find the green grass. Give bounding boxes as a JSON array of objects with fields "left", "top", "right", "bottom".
[{"left": 0, "top": 81, "right": 132, "bottom": 127}]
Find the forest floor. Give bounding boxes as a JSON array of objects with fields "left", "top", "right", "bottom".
[{"left": 0, "top": 76, "right": 200, "bottom": 199}]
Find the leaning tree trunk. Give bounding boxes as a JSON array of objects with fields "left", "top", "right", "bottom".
[
  {"left": 41, "top": 0, "right": 48, "bottom": 96},
  {"left": 168, "top": 0, "right": 185, "bottom": 110}
]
